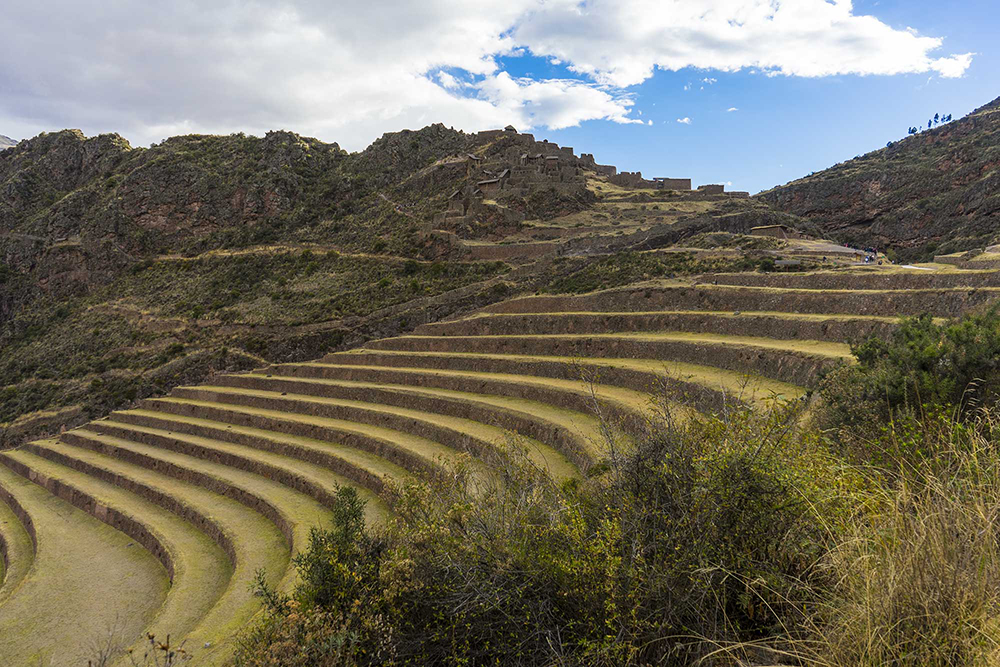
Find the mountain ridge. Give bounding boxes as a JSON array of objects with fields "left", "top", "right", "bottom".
[{"left": 758, "top": 95, "right": 1000, "bottom": 261}]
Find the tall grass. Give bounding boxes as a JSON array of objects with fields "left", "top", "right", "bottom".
[{"left": 807, "top": 410, "right": 1000, "bottom": 667}]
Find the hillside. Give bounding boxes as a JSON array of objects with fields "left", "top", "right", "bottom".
[
  {"left": 759, "top": 96, "right": 1000, "bottom": 261},
  {"left": 6, "top": 121, "right": 1000, "bottom": 664},
  {"left": 0, "top": 125, "right": 793, "bottom": 445},
  {"left": 0, "top": 135, "right": 15, "bottom": 151}
]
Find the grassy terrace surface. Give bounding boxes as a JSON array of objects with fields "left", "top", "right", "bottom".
[
  {"left": 482, "top": 284, "right": 1000, "bottom": 317},
  {"left": 415, "top": 310, "right": 904, "bottom": 341},
  {"left": 16, "top": 267, "right": 1000, "bottom": 660},
  {"left": 82, "top": 419, "right": 394, "bottom": 518},
  {"left": 0, "top": 461, "right": 170, "bottom": 667},
  {"left": 170, "top": 385, "right": 583, "bottom": 477},
  {"left": 323, "top": 349, "right": 806, "bottom": 404},
  {"left": 0, "top": 489, "right": 33, "bottom": 606},
  {"left": 108, "top": 408, "right": 412, "bottom": 498},
  {"left": 370, "top": 332, "right": 852, "bottom": 359},
  {"left": 233, "top": 373, "right": 606, "bottom": 468},
  {"left": 268, "top": 362, "right": 661, "bottom": 416},
  {"left": 144, "top": 396, "right": 461, "bottom": 478},
  {"left": 17, "top": 439, "right": 290, "bottom": 665}
]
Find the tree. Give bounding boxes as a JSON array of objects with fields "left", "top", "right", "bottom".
[
  {"left": 934, "top": 113, "right": 940, "bottom": 124},
  {"left": 928, "top": 120, "right": 933, "bottom": 129}
]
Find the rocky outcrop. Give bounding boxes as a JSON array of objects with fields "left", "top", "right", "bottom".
[{"left": 758, "top": 96, "right": 1000, "bottom": 261}]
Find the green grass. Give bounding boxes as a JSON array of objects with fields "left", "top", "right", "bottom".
[
  {"left": 0, "top": 488, "right": 35, "bottom": 605},
  {"left": 81, "top": 420, "right": 390, "bottom": 524},
  {"left": 0, "top": 484, "right": 36, "bottom": 606},
  {"left": 109, "top": 409, "right": 412, "bottom": 494},
  {"left": 0, "top": 460, "right": 170, "bottom": 667},
  {"left": 279, "top": 361, "right": 661, "bottom": 416},
  {"left": 174, "top": 385, "right": 579, "bottom": 480},
  {"left": 330, "top": 349, "right": 806, "bottom": 404},
  {"left": 146, "top": 396, "right": 463, "bottom": 474},
  {"left": 241, "top": 372, "right": 600, "bottom": 472},
  {"left": 23, "top": 439, "right": 290, "bottom": 665},
  {"left": 377, "top": 332, "right": 853, "bottom": 359}
]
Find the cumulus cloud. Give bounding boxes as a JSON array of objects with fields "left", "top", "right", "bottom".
[
  {"left": 677, "top": 117, "right": 692, "bottom": 124},
  {"left": 0, "top": 0, "right": 973, "bottom": 149},
  {"left": 514, "top": 0, "right": 973, "bottom": 86},
  {"left": 727, "top": 107, "right": 740, "bottom": 112}
]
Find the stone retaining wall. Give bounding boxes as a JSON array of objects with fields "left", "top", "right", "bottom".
[
  {"left": 0, "top": 451, "right": 179, "bottom": 581},
  {"left": 364, "top": 336, "right": 838, "bottom": 388},
  {"left": 320, "top": 353, "right": 741, "bottom": 414},
  {"left": 59, "top": 430, "right": 295, "bottom": 547},
  {"left": 0, "top": 481, "right": 37, "bottom": 587},
  {"left": 182, "top": 382, "right": 593, "bottom": 472},
  {"left": 415, "top": 312, "right": 895, "bottom": 343},
  {"left": 708, "top": 270, "right": 1000, "bottom": 291},
  {"left": 99, "top": 415, "right": 391, "bottom": 499},
  {"left": 482, "top": 286, "right": 1000, "bottom": 318},
  {"left": 140, "top": 399, "right": 440, "bottom": 479}
]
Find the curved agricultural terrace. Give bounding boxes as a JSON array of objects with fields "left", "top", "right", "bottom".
[{"left": 1, "top": 266, "right": 996, "bottom": 664}]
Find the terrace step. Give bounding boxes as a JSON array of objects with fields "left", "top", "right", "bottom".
[
  {"left": 361, "top": 333, "right": 848, "bottom": 388},
  {"left": 89, "top": 415, "right": 405, "bottom": 504},
  {"left": 212, "top": 374, "right": 598, "bottom": 473},
  {"left": 706, "top": 269, "right": 1000, "bottom": 291},
  {"left": 17, "top": 439, "right": 290, "bottom": 664},
  {"left": 320, "top": 349, "right": 804, "bottom": 406},
  {"left": 165, "top": 385, "right": 586, "bottom": 476},
  {"left": 414, "top": 310, "right": 898, "bottom": 342},
  {"left": 0, "top": 450, "right": 221, "bottom": 666},
  {"left": 263, "top": 360, "right": 661, "bottom": 426},
  {"left": 0, "top": 482, "right": 34, "bottom": 607},
  {"left": 60, "top": 425, "right": 385, "bottom": 538},
  {"left": 141, "top": 397, "right": 457, "bottom": 479},
  {"left": 480, "top": 284, "right": 1000, "bottom": 318}
]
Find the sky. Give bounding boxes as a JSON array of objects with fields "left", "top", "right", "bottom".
[{"left": 1, "top": 0, "right": 997, "bottom": 193}]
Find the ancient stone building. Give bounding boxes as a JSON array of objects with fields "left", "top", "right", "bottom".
[{"left": 653, "top": 177, "right": 692, "bottom": 190}]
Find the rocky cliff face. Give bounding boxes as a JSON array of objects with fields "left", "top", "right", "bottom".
[
  {"left": 0, "top": 130, "right": 356, "bottom": 315},
  {"left": 758, "top": 96, "right": 1000, "bottom": 260}
]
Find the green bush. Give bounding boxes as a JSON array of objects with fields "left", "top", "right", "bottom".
[
  {"left": 236, "top": 403, "right": 828, "bottom": 666},
  {"left": 820, "top": 308, "right": 1000, "bottom": 436}
]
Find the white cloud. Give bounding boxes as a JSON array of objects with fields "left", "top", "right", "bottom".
[
  {"left": 0, "top": 0, "right": 973, "bottom": 149},
  {"left": 437, "top": 71, "right": 462, "bottom": 89},
  {"left": 677, "top": 117, "right": 692, "bottom": 124},
  {"left": 727, "top": 107, "right": 739, "bottom": 112},
  {"left": 647, "top": 119, "right": 653, "bottom": 125},
  {"left": 514, "top": 0, "right": 973, "bottom": 86},
  {"left": 702, "top": 77, "right": 718, "bottom": 84}
]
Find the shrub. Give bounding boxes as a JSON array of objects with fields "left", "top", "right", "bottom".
[
  {"left": 820, "top": 307, "right": 1000, "bottom": 434},
  {"left": 237, "top": 402, "right": 830, "bottom": 666}
]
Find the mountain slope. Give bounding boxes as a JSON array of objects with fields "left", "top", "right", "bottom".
[
  {"left": 0, "top": 123, "right": 790, "bottom": 446},
  {"left": 758, "top": 96, "right": 1000, "bottom": 261}
]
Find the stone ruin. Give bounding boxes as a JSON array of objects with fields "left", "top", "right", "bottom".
[{"left": 431, "top": 127, "right": 745, "bottom": 228}]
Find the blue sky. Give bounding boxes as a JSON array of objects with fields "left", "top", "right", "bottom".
[
  {"left": 1, "top": 1, "right": 995, "bottom": 194},
  {"left": 511, "top": 0, "right": 999, "bottom": 193}
]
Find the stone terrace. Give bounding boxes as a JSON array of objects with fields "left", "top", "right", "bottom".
[{"left": 2, "top": 265, "right": 997, "bottom": 663}]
